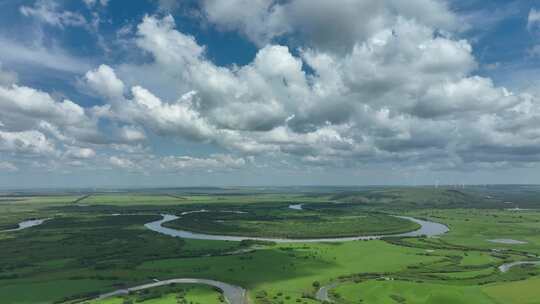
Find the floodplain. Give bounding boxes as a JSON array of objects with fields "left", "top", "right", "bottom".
[{"left": 1, "top": 186, "right": 539, "bottom": 304}]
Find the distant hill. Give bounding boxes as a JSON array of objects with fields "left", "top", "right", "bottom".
[{"left": 326, "top": 187, "right": 493, "bottom": 209}]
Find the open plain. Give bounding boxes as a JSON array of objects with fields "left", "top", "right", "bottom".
[{"left": 1, "top": 186, "right": 539, "bottom": 304}]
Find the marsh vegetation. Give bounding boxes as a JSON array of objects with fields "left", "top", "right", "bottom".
[{"left": 0, "top": 187, "right": 539, "bottom": 304}]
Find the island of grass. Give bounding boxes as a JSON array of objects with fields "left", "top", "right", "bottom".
[{"left": 162, "top": 209, "right": 421, "bottom": 239}]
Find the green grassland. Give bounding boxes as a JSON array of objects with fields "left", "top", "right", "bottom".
[
  {"left": 333, "top": 280, "right": 495, "bottom": 304},
  {"left": 137, "top": 241, "right": 441, "bottom": 298},
  {"left": 0, "top": 186, "right": 539, "bottom": 304},
  {"left": 410, "top": 208, "right": 540, "bottom": 256},
  {"left": 80, "top": 193, "right": 328, "bottom": 206},
  {"left": 0, "top": 195, "right": 82, "bottom": 230},
  {"left": 483, "top": 277, "right": 540, "bottom": 304}
]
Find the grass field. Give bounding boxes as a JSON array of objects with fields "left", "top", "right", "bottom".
[
  {"left": 0, "top": 186, "right": 539, "bottom": 304},
  {"left": 333, "top": 280, "right": 495, "bottom": 304},
  {"left": 483, "top": 277, "right": 540, "bottom": 304}
]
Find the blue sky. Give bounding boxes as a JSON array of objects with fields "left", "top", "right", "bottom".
[{"left": 0, "top": 0, "right": 539, "bottom": 188}]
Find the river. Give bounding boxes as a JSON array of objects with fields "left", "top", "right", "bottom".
[
  {"left": 96, "top": 278, "right": 247, "bottom": 304},
  {"left": 144, "top": 213, "right": 448, "bottom": 243},
  {"left": 0, "top": 218, "right": 49, "bottom": 232},
  {"left": 499, "top": 261, "right": 540, "bottom": 273}
]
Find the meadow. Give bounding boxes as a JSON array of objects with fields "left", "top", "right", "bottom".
[
  {"left": 162, "top": 207, "right": 420, "bottom": 238},
  {"left": 0, "top": 186, "right": 539, "bottom": 304}
]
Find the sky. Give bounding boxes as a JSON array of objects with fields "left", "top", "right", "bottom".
[{"left": 0, "top": 0, "right": 540, "bottom": 188}]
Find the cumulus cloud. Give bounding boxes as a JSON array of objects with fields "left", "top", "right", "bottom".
[
  {"left": 116, "top": 125, "right": 146, "bottom": 142},
  {"left": 0, "top": 70, "right": 111, "bottom": 169},
  {"left": 136, "top": 15, "right": 205, "bottom": 65},
  {"left": 129, "top": 86, "right": 216, "bottom": 140},
  {"left": 84, "top": 64, "right": 125, "bottom": 100},
  {"left": 7, "top": 1, "right": 540, "bottom": 176},
  {"left": 97, "top": 11, "right": 540, "bottom": 171},
  {"left": 0, "top": 84, "right": 100, "bottom": 144},
  {"left": 200, "top": 0, "right": 457, "bottom": 51},
  {"left": 413, "top": 76, "right": 519, "bottom": 118},
  {"left": 64, "top": 146, "right": 96, "bottom": 159},
  {"left": 129, "top": 17, "right": 306, "bottom": 132},
  {"left": 83, "top": 63, "right": 216, "bottom": 141},
  {"left": 0, "top": 130, "right": 56, "bottom": 155},
  {"left": 0, "top": 85, "right": 86, "bottom": 127}
]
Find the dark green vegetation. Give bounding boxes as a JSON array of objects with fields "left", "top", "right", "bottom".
[
  {"left": 0, "top": 186, "right": 540, "bottom": 304},
  {"left": 163, "top": 205, "right": 420, "bottom": 238}
]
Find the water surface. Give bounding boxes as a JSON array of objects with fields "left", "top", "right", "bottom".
[
  {"left": 97, "top": 278, "right": 246, "bottom": 304},
  {"left": 1, "top": 219, "right": 48, "bottom": 232},
  {"left": 499, "top": 261, "right": 540, "bottom": 273},
  {"left": 488, "top": 239, "right": 528, "bottom": 245},
  {"left": 145, "top": 214, "right": 449, "bottom": 243},
  {"left": 288, "top": 204, "right": 304, "bottom": 210}
]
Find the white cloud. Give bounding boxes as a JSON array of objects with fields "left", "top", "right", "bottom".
[
  {"left": 6, "top": 1, "right": 539, "bottom": 176},
  {"left": 0, "top": 161, "right": 18, "bottom": 172},
  {"left": 109, "top": 156, "right": 137, "bottom": 169},
  {"left": 20, "top": 0, "right": 87, "bottom": 28},
  {"left": 129, "top": 86, "right": 217, "bottom": 140},
  {"left": 200, "top": 0, "right": 457, "bottom": 51},
  {"left": 83, "top": 0, "right": 110, "bottom": 7},
  {"left": 160, "top": 154, "right": 246, "bottom": 171},
  {"left": 136, "top": 15, "right": 205, "bottom": 66},
  {"left": 528, "top": 8, "right": 540, "bottom": 32},
  {"left": 131, "top": 17, "right": 306, "bottom": 131},
  {"left": 117, "top": 125, "right": 146, "bottom": 142},
  {"left": 0, "top": 130, "right": 56, "bottom": 155},
  {"left": 201, "top": 0, "right": 289, "bottom": 47},
  {"left": 0, "top": 76, "right": 108, "bottom": 163},
  {"left": 84, "top": 65, "right": 125, "bottom": 100},
  {"left": 104, "top": 13, "right": 540, "bottom": 170},
  {"left": 0, "top": 84, "right": 96, "bottom": 138},
  {"left": 0, "top": 37, "right": 92, "bottom": 74},
  {"left": 64, "top": 147, "right": 96, "bottom": 159},
  {"left": 414, "top": 76, "right": 519, "bottom": 118}
]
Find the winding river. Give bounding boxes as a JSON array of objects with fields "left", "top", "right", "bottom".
[
  {"left": 96, "top": 278, "right": 247, "bottom": 304},
  {"left": 0, "top": 218, "right": 49, "bottom": 232},
  {"left": 499, "top": 261, "right": 540, "bottom": 273},
  {"left": 315, "top": 259, "right": 540, "bottom": 303},
  {"left": 144, "top": 210, "right": 449, "bottom": 243},
  {"left": 315, "top": 282, "right": 338, "bottom": 302}
]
